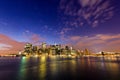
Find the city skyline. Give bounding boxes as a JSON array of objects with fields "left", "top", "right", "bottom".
[{"left": 0, "top": 0, "right": 120, "bottom": 54}]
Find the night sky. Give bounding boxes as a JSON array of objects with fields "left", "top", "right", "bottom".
[{"left": 0, "top": 0, "right": 120, "bottom": 54}]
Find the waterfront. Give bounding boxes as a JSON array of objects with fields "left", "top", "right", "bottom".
[{"left": 0, "top": 56, "right": 120, "bottom": 80}]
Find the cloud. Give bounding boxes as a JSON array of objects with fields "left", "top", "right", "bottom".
[
  {"left": 60, "top": 28, "right": 72, "bottom": 35},
  {"left": 0, "top": 44, "right": 12, "bottom": 50},
  {"left": 0, "top": 30, "right": 46, "bottom": 55},
  {"left": 23, "top": 30, "right": 45, "bottom": 45},
  {"left": 63, "top": 34, "right": 120, "bottom": 52},
  {"left": 60, "top": 28, "right": 72, "bottom": 42},
  {"left": 96, "top": 34, "right": 120, "bottom": 40},
  {"left": 70, "top": 36, "right": 81, "bottom": 41},
  {"left": 59, "top": 0, "right": 114, "bottom": 27},
  {"left": 30, "top": 34, "right": 45, "bottom": 45},
  {"left": 0, "top": 34, "right": 25, "bottom": 55},
  {"left": 78, "top": 0, "right": 101, "bottom": 7}
]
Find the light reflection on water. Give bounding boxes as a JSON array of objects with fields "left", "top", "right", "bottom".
[
  {"left": 0, "top": 56, "right": 120, "bottom": 80},
  {"left": 18, "top": 57, "right": 27, "bottom": 80},
  {"left": 39, "top": 56, "right": 47, "bottom": 80}
]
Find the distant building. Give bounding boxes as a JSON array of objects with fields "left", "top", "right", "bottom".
[
  {"left": 84, "top": 48, "right": 89, "bottom": 55},
  {"left": 22, "top": 42, "right": 83, "bottom": 56},
  {"left": 24, "top": 43, "right": 32, "bottom": 55},
  {"left": 42, "top": 42, "right": 47, "bottom": 49}
]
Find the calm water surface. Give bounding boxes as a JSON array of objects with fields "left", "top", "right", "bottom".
[{"left": 0, "top": 56, "right": 120, "bottom": 80}]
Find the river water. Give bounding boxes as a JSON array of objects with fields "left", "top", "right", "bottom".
[{"left": 0, "top": 56, "right": 120, "bottom": 80}]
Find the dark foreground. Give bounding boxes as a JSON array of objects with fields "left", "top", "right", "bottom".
[{"left": 0, "top": 56, "right": 120, "bottom": 80}]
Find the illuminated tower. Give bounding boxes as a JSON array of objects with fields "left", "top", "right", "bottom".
[
  {"left": 32, "top": 46, "right": 38, "bottom": 54},
  {"left": 84, "top": 48, "right": 89, "bottom": 55},
  {"left": 42, "top": 42, "right": 47, "bottom": 49},
  {"left": 25, "top": 43, "right": 32, "bottom": 48},
  {"left": 24, "top": 43, "right": 32, "bottom": 55},
  {"left": 41, "top": 42, "right": 47, "bottom": 54}
]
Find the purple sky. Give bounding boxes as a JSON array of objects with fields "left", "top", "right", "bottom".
[{"left": 0, "top": 0, "right": 120, "bottom": 54}]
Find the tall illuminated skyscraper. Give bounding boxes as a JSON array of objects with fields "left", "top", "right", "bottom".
[
  {"left": 42, "top": 42, "right": 47, "bottom": 49},
  {"left": 24, "top": 43, "right": 32, "bottom": 55},
  {"left": 84, "top": 48, "right": 89, "bottom": 55}
]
